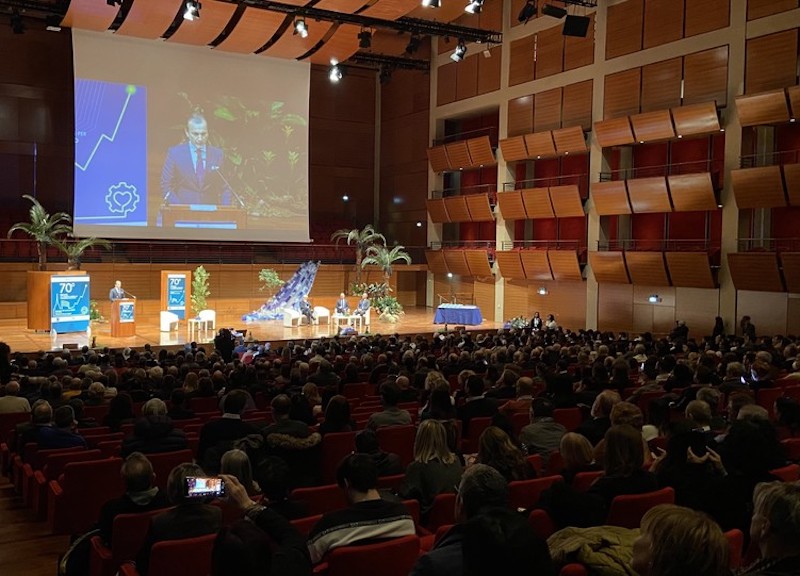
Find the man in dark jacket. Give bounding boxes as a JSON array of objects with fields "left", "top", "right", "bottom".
[
  {"left": 121, "top": 398, "right": 187, "bottom": 457},
  {"left": 37, "top": 405, "right": 87, "bottom": 450},
  {"left": 355, "top": 429, "right": 403, "bottom": 477},
  {"left": 457, "top": 375, "right": 498, "bottom": 436},
  {"left": 197, "top": 390, "right": 260, "bottom": 473}
]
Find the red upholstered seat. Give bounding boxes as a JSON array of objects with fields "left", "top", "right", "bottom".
[
  {"left": 425, "top": 492, "right": 457, "bottom": 531},
  {"left": 89, "top": 508, "right": 172, "bottom": 576},
  {"left": 290, "top": 483, "right": 348, "bottom": 516},
  {"left": 560, "top": 564, "right": 589, "bottom": 576},
  {"left": 32, "top": 448, "right": 102, "bottom": 519},
  {"left": 290, "top": 513, "right": 323, "bottom": 537},
  {"left": 145, "top": 449, "right": 194, "bottom": 491},
  {"left": 189, "top": 396, "right": 220, "bottom": 414},
  {"left": 553, "top": 408, "right": 583, "bottom": 432},
  {"left": 320, "top": 431, "right": 356, "bottom": 484},
  {"left": 526, "top": 453, "right": 544, "bottom": 476},
  {"left": 782, "top": 438, "right": 800, "bottom": 462},
  {"left": 22, "top": 445, "right": 87, "bottom": 507},
  {"left": 528, "top": 508, "right": 557, "bottom": 540},
  {"left": 377, "top": 425, "right": 416, "bottom": 467},
  {"left": 606, "top": 487, "right": 675, "bottom": 529},
  {"left": 461, "top": 417, "right": 493, "bottom": 454},
  {"left": 342, "top": 383, "right": 369, "bottom": 399},
  {"left": 572, "top": 470, "right": 604, "bottom": 492},
  {"left": 325, "top": 534, "right": 420, "bottom": 576},
  {"left": 725, "top": 529, "right": 744, "bottom": 570},
  {"left": 769, "top": 463, "right": 800, "bottom": 482},
  {"left": 376, "top": 473, "right": 405, "bottom": 493},
  {"left": 118, "top": 533, "right": 216, "bottom": 576},
  {"left": 508, "top": 475, "right": 563, "bottom": 511}
]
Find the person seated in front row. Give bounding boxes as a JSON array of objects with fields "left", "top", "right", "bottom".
[
  {"left": 354, "top": 293, "right": 370, "bottom": 317},
  {"left": 299, "top": 296, "right": 315, "bottom": 324},
  {"left": 334, "top": 292, "right": 349, "bottom": 316}
]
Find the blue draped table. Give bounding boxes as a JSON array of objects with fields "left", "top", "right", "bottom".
[{"left": 434, "top": 304, "right": 483, "bottom": 326}]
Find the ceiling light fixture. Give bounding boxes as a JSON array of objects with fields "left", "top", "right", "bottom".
[
  {"left": 106, "top": 0, "right": 122, "bottom": 6},
  {"left": 465, "top": 0, "right": 484, "bottom": 14},
  {"left": 183, "top": 1, "right": 201, "bottom": 21},
  {"left": 422, "top": 0, "right": 441, "bottom": 7},
  {"left": 518, "top": 0, "right": 538, "bottom": 24},
  {"left": 329, "top": 62, "right": 344, "bottom": 83},
  {"left": 405, "top": 34, "right": 422, "bottom": 54},
  {"left": 450, "top": 39, "right": 467, "bottom": 62},
  {"left": 542, "top": 4, "right": 567, "bottom": 18},
  {"left": 294, "top": 16, "right": 308, "bottom": 37},
  {"left": 358, "top": 28, "right": 372, "bottom": 48}
]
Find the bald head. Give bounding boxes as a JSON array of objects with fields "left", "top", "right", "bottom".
[
  {"left": 5, "top": 381, "right": 20, "bottom": 396},
  {"left": 121, "top": 452, "right": 155, "bottom": 493},
  {"left": 32, "top": 400, "right": 52, "bottom": 425}
]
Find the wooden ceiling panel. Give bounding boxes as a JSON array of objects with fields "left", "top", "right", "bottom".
[
  {"left": 727, "top": 252, "right": 785, "bottom": 292},
  {"left": 594, "top": 117, "right": 635, "bottom": 148},
  {"left": 314, "top": 0, "right": 368, "bottom": 12},
  {"left": 630, "top": 109, "right": 675, "bottom": 143},
  {"left": 216, "top": 8, "right": 285, "bottom": 53},
  {"left": 668, "top": 172, "right": 718, "bottom": 211},
  {"left": 783, "top": 164, "right": 800, "bottom": 206},
  {"left": 521, "top": 187, "right": 554, "bottom": 219},
  {"left": 520, "top": 250, "right": 553, "bottom": 281},
  {"left": 787, "top": 86, "right": 800, "bottom": 120},
  {"left": 262, "top": 20, "right": 333, "bottom": 59},
  {"left": 589, "top": 251, "right": 630, "bottom": 284},
  {"left": 627, "top": 176, "right": 672, "bottom": 213},
  {"left": 671, "top": 101, "right": 720, "bottom": 137},
  {"left": 735, "top": 90, "right": 791, "bottom": 127},
  {"left": 497, "top": 191, "right": 527, "bottom": 220},
  {"left": 524, "top": 131, "right": 556, "bottom": 158},
  {"left": 426, "top": 198, "right": 450, "bottom": 223},
  {"left": 63, "top": 0, "right": 120, "bottom": 31},
  {"left": 780, "top": 253, "right": 800, "bottom": 293},
  {"left": 443, "top": 250, "right": 472, "bottom": 277},
  {"left": 731, "top": 166, "right": 787, "bottom": 209},
  {"left": 665, "top": 252, "right": 716, "bottom": 288},
  {"left": 465, "top": 194, "right": 495, "bottom": 222},
  {"left": 362, "top": 0, "right": 419, "bottom": 20},
  {"left": 591, "top": 180, "right": 632, "bottom": 215},
  {"left": 117, "top": 0, "right": 183, "bottom": 38},
  {"left": 305, "top": 23, "right": 361, "bottom": 65},
  {"left": 426, "top": 146, "right": 450, "bottom": 173},
  {"left": 495, "top": 251, "right": 526, "bottom": 279},
  {"left": 443, "top": 196, "right": 471, "bottom": 222},
  {"left": 548, "top": 250, "right": 583, "bottom": 281},
  {"left": 466, "top": 136, "right": 496, "bottom": 167},
  {"left": 444, "top": 141, "right": 472, "bottom": 170},
  {"left": 624, "top": 251, "right": 670, "bottom": 286},
  {"left": 549, "top": 185, "right": 585, "bottom": 217},
  {"left": 408, "top": 1, "right": 465, "bottom": 22},
  {"left": 168, "top": 0, "right": 237, "bottom": 45},
  {"left": 425, "top": 250, "right": 449, "bottom": 274},
  {"left": 552, "top": 126, "right": 587, "bottom": 155},
  {"left": 498, "top": 137, "right": 529, "bottom": 162},
  {"left": 464, "top": 250, "right": 494, "bottom": 278}
]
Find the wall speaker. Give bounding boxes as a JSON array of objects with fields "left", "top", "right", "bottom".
[{"left": 563, "top": 14, "right": 590, "bottom": 37}]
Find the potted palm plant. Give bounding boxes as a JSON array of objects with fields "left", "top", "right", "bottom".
[
  {"left": 7, "top": 194, "right": 72, "bottom": 271},
  {"left": 52, "top": 236, "right": 112, "bottom": 270},
  {"left": 330, "top": 224, "right": 385, "bottom": 286},
  {"left": 360, "top": 244, "right": 411, "bottom": 323}
]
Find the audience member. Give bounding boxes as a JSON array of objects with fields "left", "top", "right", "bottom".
[
  {"left": 738, "top": 481, "right": 800, "bottom": 575},
  {"left": 198, "top": 390, "right": 261, "bottom": 473},
  {"left": 318, "top": 395, "right": 355, "bottom": 435},
  {"left": 0, "top": 381, "right": 31, "bottom": 414},
  {"left": 121, "top": 398, "right": 187, "bottom": 457},
  {"left": 355, "top": 428, "right": 403, "bottom": 477},
  {"left": 457, "top": 374, "right": 498, "bottom": 436},
  {"left": 367, "top": 382, "right": 412, "bottom": 429},
  {"left": 498, "top": 377, "right": 535, "bottom": 417},
  {"left": 38, "top": 405, "right": 87, "bottom": 450},
  {"left": 477, "top": 426, "right": 535, "bottom": 481},
  {"left": 519, "top": 397, "right": 566, "bottom": 460},
  {"left": 575, "top": 389, "right": 619, "bottom": 446},
  {"left": 559, "top": 432, "right": 601, "bottom": 485}
]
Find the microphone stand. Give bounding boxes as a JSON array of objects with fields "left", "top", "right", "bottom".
[
  {"left": 124, "top": 290, "right": 137, "bottom": 299},
  {"left": 211, "top": 166, "right": 246, "bottom": 209}
]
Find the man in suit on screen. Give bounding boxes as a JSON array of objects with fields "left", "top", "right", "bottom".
[{"left": 160, "top": 113, "right": 231, "bottom": 206}]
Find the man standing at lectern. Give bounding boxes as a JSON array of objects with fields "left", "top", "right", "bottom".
[
  {"left": 160, "top": 113, "right": 231, "bottom": 206},
  {"left": 109, "top": 280, "right": 125, "bottom": 302}
]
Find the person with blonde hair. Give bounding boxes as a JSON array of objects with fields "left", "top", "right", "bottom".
[
  {"left": 401, "top": 419, "right": 463, "bottom": 518},
  {"left": 559, "top": 432, "right": 600, "bottom": 485},
  {"left": 739, "top": 481, "right": 800, "bottom": 575},
  {"left": 631, "top": 504, "right": 729, "bottom": 576},
  {"left": 221, "top": 448, "right": 259, "bottom": 496},
  {"left": 477, "top": 426, "right": 534, "bottom": 482}
]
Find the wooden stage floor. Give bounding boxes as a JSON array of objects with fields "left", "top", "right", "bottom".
[{"left": 0, "top": 307, "right": 504, "bottom": 354}]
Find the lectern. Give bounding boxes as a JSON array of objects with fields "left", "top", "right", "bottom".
[{"left": 111, "top": 299, "right": 136, "bottom": 337}]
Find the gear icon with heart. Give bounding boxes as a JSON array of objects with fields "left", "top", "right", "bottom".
[{"left": 105, "top": 182, "right": 140, "bottom": 216}]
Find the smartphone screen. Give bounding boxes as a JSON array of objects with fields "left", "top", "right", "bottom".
[{"left": 184, "top": 476, "right": 225, "bottom": 498}]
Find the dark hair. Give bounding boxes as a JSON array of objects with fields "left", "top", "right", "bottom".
[
  {"left": 106, "top": 392, "right": 134, "bottom": 431},
  {"left": 223, "top": 389, "right": 248, "bottom": 414},
  {"left": 603, "top": 425, "right": 644, "bottom": 476},
  {"left": 54, "top": 405, "right": 75, "bottom": 428},
  {"left": 467, "top": 374, "right": 485, "bottom": 396},
  {"left": 429, "top": 388, "right": 456, "bottom": 419},
  {"left": 270, "top": 394, "right": 292, "bottom": 417},
  {"left": 531, "top": 397, "right": 555, "bottom": 419},
  {"left": 355, "top": 428, "right": 380, "bottom": 453},
  {"left": 212, "top": 519, "right": 273, "bottom": 576},
  {"left": 323, "top": 395, "right": 352, "bottom": 430},
  {"left": 380, "top": 381, "right": 400, "bottom": 407},
  {"left": 253, "top": 457, "right": 291, "bottom": 502},
  {"left": 336, "top": 453, "right": 378, "bottom": 492},
  {"left": 171, "top": 388, "right": 187, "bottom": 407},
  {"left": 458, "top": 463, "right": 509, "bottom": 518}
]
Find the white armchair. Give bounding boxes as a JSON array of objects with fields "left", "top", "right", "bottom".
[
  {"left": 198, "top": 309, "right": 216, "bottom": 331},
  {"left": 313, "top": 306, "right": 330, "bottom": 326},
  {"left": 160, "top": 311, "right": 179, "bottom": 332},
  {"left": 282, "top": 307, "right": 301, "bottom": 328}
]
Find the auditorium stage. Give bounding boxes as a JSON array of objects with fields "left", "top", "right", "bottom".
[{"left": 0, "top": 306, "right": 503, "bottom": 354}]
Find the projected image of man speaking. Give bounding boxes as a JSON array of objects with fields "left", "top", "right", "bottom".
[{"left": 160, "top": 113, "right": 231, "bottom": 206}]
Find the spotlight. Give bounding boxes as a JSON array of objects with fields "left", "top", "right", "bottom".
[
  {"left": 422, "top": 0, "right": 441, "bottom": 6},
  {"left": 45, "top": 14, "right": 62, "bottom": 32},
  {"left": 447, "top": 272, "right": 454, "bottom": 278},
  {"left": 450, "top": 39, "right": 467, "bottom": 62},
  {"left": 405, "top": 34, "right": 421, "bottom": 55},
  {"left": 518, "top": 0, "right": 537, "bottom": 24},
  {"left": 294, "top": 17, "right": 308, "bottom": 38},
  {"left": 358, "top": 28, "right": 372, "bottom": 49},
  {"left": 416, "top": 221, "right": 423, "bottom": 227},
  {"left": 542, "top": 3, "right": 567, "bottom": 18},
  {"left": 648, "top": 294, "right": 662, "bottom": 304},
  {"left": 183, "top": 1, "right": 201, "bottom": 21},
  {"left": 465, "top": 0, "right": 484, "bottom": 14},
  {"left": 537, "top": 287, "right": 548, "bottom": 295},
  {"left": 106, "top": 0, "right": 122, "bottom": 5},
  {"left": 342, "top": 194, "right": 349, "bottom": 202},
  {"left": 329, "top": 63, "right": 343, "bottom": 82},
  {"left": 10, "top": 9, "right": 24, "bottom": 34}
]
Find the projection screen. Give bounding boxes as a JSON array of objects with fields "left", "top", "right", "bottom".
[{"left": 72, "top": 29, "right": 310, "bottom": 242}]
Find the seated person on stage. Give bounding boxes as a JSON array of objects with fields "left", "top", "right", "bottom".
[
  {"left": 334, "top": 292, "right": 350, "bottom": 316},
  {"left": 109, "top": 280, "right": 125, "bottom": 301},
  {"left": 354, "top": 293, "right": 370, "bottom": 318},
  {"left": 299, "top": 296, "right": 315, "bottom": 324},
  {"left": 160, "top": 113, "right": 231, "bottom": 206}
]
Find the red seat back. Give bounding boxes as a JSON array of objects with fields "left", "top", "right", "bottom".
[
  {"left": 0, "top": 412, "right": 30, "bottom": 444},
  {"left": 327, "top": 535, "right": 420, "bottom": 576},
  {"left": 782, "top": 438, "right": 800, "bottom": 462},
  {"left": 320, "top": 431, "right": 356, "bottom": 484},
  {"left": 84, "top": 433, "right": 125, "bottom": 449},
  {"left": 376, "top": 425, "right": 416, "bottom": 467},
  {"left": 82, "top": 405, "right": 110, "bottom": 422},
  {"left": 42, "top": 449, "right": 102, "bottom": 481},
  {"left": 146, "top": 450, "right": 194, "bottom": 491},
  {"left": 290, "top": 484, "right": 347, "bottom": 516},
  {"left": 511, "top": 412, "right": 529, "bottom": 435},
  {"left": 572, "top": 470, "right": 604, "bottom": 492},
  {"left": 756, "top": 388, "right": 784, "bottom": 419},
  {"left": 343, "top": 383, "right": 369, "bottom": 399},
  {"left": 425, "top": 492, "right": 457, "bottom": 531},
  {"left": 462, "top": 417, "right": 493, "bottom": 454},
  {"left": 376, "top": 473, "right": 405, "bottom": 493},
  {"left": 528, "top": 508, "right": 557, "bottom": 540},
  {"left": 189, "top": 396, "right": 219, "bottom": 414},
  {"left": 547, "top": 451, "right": 564, "bottom": 475},
  {"left": 508, "top": 475, "right": 563, "bottom": 511},
  {"left": 725, "top": 529, "right": 744, "bottom": 570},
  {"left": 606, "top": 487, "right": 675, "bottom": 529},
  {"left": 147, "top": 533, "right": 216, "bottom": 576},
  {"left": 112, "top": 508, "right": 173, "bottom": 567},
  {"left": 402, "top": 499, "right": 421, "bottom": 527},
  {"left": 31, "top": 445, "right": 87, "bottom": 471},
  {"left": 553, "top": 408, "right": 583, "bottom": 432},
  {"left": 52, "top": 457, "right": 125, "bottom": 534},
  {"left": 80, "top": 427, "right": 112, "bottom": 437},
  {"left": 290, "top": 513, "right": 323, "bottom": 536},
  {"left": 770, "top": 463, "right": 800, "bottom": 482}
]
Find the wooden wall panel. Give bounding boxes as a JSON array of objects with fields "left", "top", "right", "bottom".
[
  {"left": 443, "top": 250, "right": 472, "bottom": 276},
  {"left": 783, "top": 163, "right": 800, "bottom": 206},
  {"left": 477, "top": 46, "right": 502, "bottom": 96},
  {"left": 745, "top": 30, "right": 799, "bottom": 94},
  {"left": 788, "top": 85, "right": 800, "bottom": 119},
  {"left": 466, "top": 137, "right": 496, "bottom": 167},
  {"left": 552, "top": 126, "right": 587, "bottom": 155},
  {"left": 508, "top": 95, "right": 534, "bottom": 136},
  {"left": 738, "top": 291, "right": 792, "bottom": 338},
  {"left": 456, "top": 53, "right": 479, "bottom": 101},
  {"left": 592, "top": 181, "right": 632, "bottom": 215},
  {"left": 727, "top": 253, "right": 785, "bottom": 292},
  {"left": 426, "top": 198, "right": 451, "bottom": 223},
  {"left": 604, "top": 68, "right": 642, "bottom": 120},
  {"left": 675, "top": 287, "right": 720, "bottom": 337},
  {"left": 565, "top": 14, "right": 595, "bottom": 71},
  {"left": 748, "top": 0, "right": 799, "bottom": 21},
  {"left": 503, "top": 280, "right": 530, "bottom": 319},
  {"left": 434, "top": 274, "right": 473, "bottom": 304},
  {"left": 641, "top": 58, "right": 683, "bottom": 112},
  {"left": 437, "top": 62, "right": 458, "bottom": 106},
  {"left": 562, "top": 80, "right": 593, "bottom": 130},
  {"left": 625, "top": 251, "right": 670, "bottom": 286},
  {"left": 549, "top": 185, "right": 585, "bottom": 217},
  {"left": 534, "top": 88, "right": 563, "bottom": 133},
  {"left": 465, "top": 194, "right": 495, "bottom": 221},
  {"left": 594, "top": 117, "right": 636, "bottom": 147},
  {"left": 426, "top": 250, "right": 449, "bottom": 274},
  {"left": 606, "top": 0, "right": 644, "bottom": 59},
  {"left": 522, "top": 188, "right": 555, "bottom": 219},
  {"left": 643, "top": 0, "right": 684, "bottom": 49},
  {"left": 627, "top": 177, "right": 673, "bottom": 213},
  {"left": 668, "top": 173, "right": 719, "bottom": 211},
  {"left": 598, "top": 283, "right": 635, "bottom": 333},
  {"left": 535, "top": 24, "right": 565, "bottom": 79},
  {"left": 520, "top": 250, "right": 553, "bottom": 280},
  {"left": 780, "top": 253, "right": 800, "bottom": 293},
  {"left": 495, "top": 251, "right": 526, "bottom": 279},
  {"left": 665, "top": 252, "right": 716, "bottom": 288},
  {"left": 445, "top": 141, "right": 472, "bottom": 170},
  {"left": 443, "top": 196, "right": 472, "bottom": 221},
  {"left": 498, "top": 137, "right": 529, "bottom": 162},
  {"left": 464, "top": 250, "right": 494, "bottom": 278},
  {"left": 631, "top": 110, "right": 675, "bottom": 143},
  {"left": 497, "top": 191, "right": 527, "bottom": 220},
  {"left": 473, "top": 279, "right": 496, "bottom": 322},
  {"left": 535, "top": 280, "right": 587, "bottom": 333},
  {"left": 735, "top": 90, "right": 791, "bottom": 126},
  {"left": 671, "top": 102, "right": 721, "bottom": 137},
  {"left": 685, "top": 0, "right": 729, "bottom": 37},
  {"left": 524, "top": 132, "right": 557, "bottom": 158},
  {"left": 509, "top": 34, "right": 536, "bottom": 86},
  {"left": 589, "top": 251, "right": 631, "bottom": 283},
  {"left": 731, "top": 166, "right": 787, "bottom": 208},
  {"left": 684, "top": 46, "right": 729, "bottom": 107},
  {"left": 548, "top": 250, "right": 583, "bottom": 281},
  {"left": 633, "top": 285, "right": 677, "bottom": 336},
  {"left": 427, "top": 146, "right": 450, "bottom": 173}
]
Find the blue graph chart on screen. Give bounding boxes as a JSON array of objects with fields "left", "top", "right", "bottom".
[{"left": 74, "top": 79, "right": 147, "bottom": 227}]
